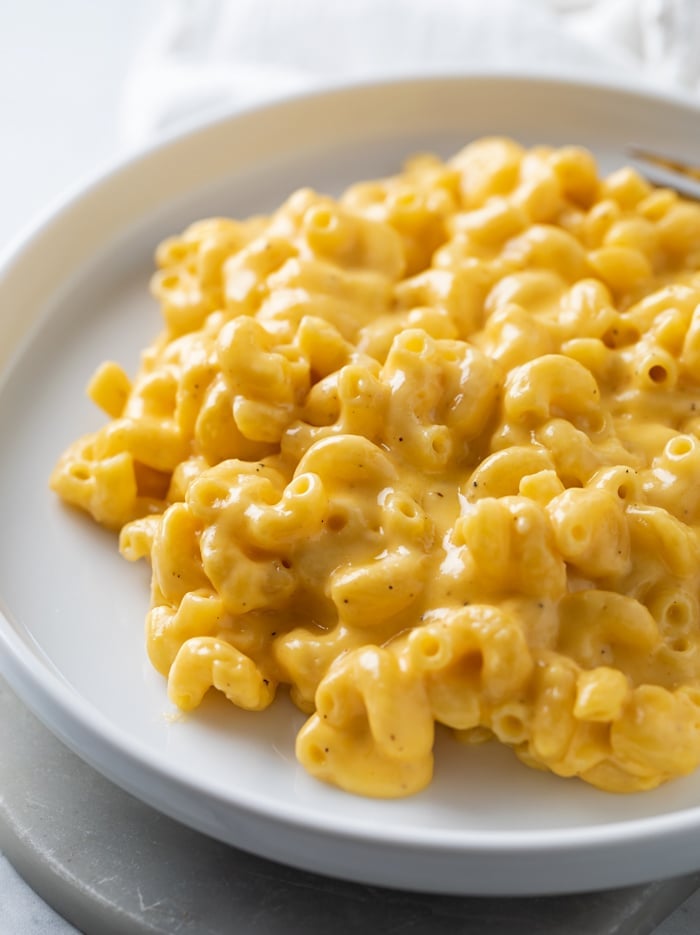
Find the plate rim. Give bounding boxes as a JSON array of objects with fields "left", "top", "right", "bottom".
[{"left": 3, "top": 71, "right": 700, "bottom": 894}]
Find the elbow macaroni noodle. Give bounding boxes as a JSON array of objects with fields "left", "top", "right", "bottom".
[{"left": 51, "top": 139, "right": 700, "bottom": 797}]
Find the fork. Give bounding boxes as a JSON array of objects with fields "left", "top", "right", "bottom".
[{"left": 626, "top": 145, "right": 700, "bottom": 201}]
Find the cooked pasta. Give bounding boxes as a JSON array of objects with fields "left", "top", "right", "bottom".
[{"left": 51, "top": 138, "right": 700, "bottom": 797}]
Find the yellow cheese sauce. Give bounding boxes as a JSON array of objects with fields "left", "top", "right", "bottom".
[{"left": 51, "top": 139, "right": 700, "bottom": 797}]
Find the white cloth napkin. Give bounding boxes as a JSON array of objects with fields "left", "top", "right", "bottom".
[{"left": 120, "top": 0, "right": 700, "bottom": 146}]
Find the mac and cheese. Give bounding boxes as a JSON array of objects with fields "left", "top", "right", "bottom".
[{"left": 51, "top": 139, "right": 700, "bottom": 797}]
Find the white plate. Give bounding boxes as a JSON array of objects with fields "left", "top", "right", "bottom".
[{"left": 2, "top": 75, "right": 700, "bottom": 897}]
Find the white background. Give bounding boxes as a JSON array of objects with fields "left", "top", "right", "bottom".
[
  {"left": 0, "top": 7, "right": 154, "bottom": 931},
  {"left": 0, "top": 1, "right": 699, "bottom": 931}
]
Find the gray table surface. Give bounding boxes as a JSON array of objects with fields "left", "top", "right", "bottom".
[{"left": 3, "top": 674, "right": 700, "bottom": 935}]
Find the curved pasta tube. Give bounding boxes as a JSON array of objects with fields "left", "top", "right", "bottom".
[
  {"left": 49, "top": 437, "right": 138, "bottom": 530},
  {"left": 657, "top": 202, "right": 700, "bottom": 257},
  {"left": 529, "top": 653, "right": 578, "bottom": 763},
  {"left": 186, "top": 460, "right": 288, "bottom": 524},
  {"left": 557, "top": 591, "right": 659, "bottom": 670},
  {"left": 393, "top": 267, "right": 487, "bottom": 337},
  {"left": 268, "top": 259, "right": 392, "bottom": 326},
  {"left": 195, "top": 376, "right": 276, "bottom": 463},
  {"left": 173, "top": 351, "right": 218, "bottom": 440},
  {"left": 643, "top": 305, "right": 689, "bottom": 358},
  {"left": 217, "top": 316, "right": 310, "bottom": 442},
  {"left": 146, "top": 590, "right": 228, "bottom": 675},
  {"left": 588, "top": 245, "right": 651, "bottom": 295},
  {"left": 450, "top": 137, "right": 524, "bottom": 208},
  {"left": 627, "top": 282, "right": 699, "bottom": 336},
  {"left": 186, "top": 462, "right": 302, "bottom": 613},
  {"left": 489, "top": 702, "right": 531, "bottom": 745},
  {"left": 582, "top": 198, "right": 621, "bottom": 248},
  {"left": 329, "top": 548, "right": 426, "bottom": 626},
  {"left": 454, "top": 496, "right": 566, "bottom": 599},
  {"left": 549, "top": 145, "right": 599, "bottom": 208},
  {"left": 381, "top": 328, "right": 498, "bottom": 469},
  {"left": 526, "top": 653, "right": 621, "bottom": 781},
  {"left": 151, "top": 268, "right": 212, "bottom": 337},
  {"left": 558, "top": 278, "right": 616, "bottom": 340},
  {"left": 579, "top": 761, "right": 664, "bottom": 794},
  {"left": 191, "top": 221, "right": 252, "bottom": 291},
  {"left": 296, "top": 646, "right": 434, "bottom": 797},
  {"left": 485, "top": 269, "right": 565, "bottom": 317},
  {"left": 512, "top": 152, "right": 563, "bottom": 224},
  {"left": 357, "top": 306, "right": 458, "bottom": 363},
  {"left": 643, "top": 434, "right": 700, "bottom": 521},
  {"left": 335, "top": 364, "right": 389, "bottom": 440},
  {"left": 503, "top": 224, "right": 589, "bottom": 283},
  {"left": 441, "top": 342, "right": 500, "bottom": 439},
  {"left": 257, "top": 287, "right": 382, "bottom": 343},
  {"left": 627, "top": 504, "right": 700, "bottom": 578},
  {"left": 573, "top": 667, "right": 629, "bottom": 722},
  {"left": 302, "top": 202, "right": 406, "bottom": 280},
  {"left": 681, "top": 302, "right": 700, "bottom": 378},
  {"left": 466, "top": 446, "right": 554, "bottom": 501},
  {"left": 608, "top": 686, "right": 700, "bottom": 781},
  {"left": 296, "top": 434, "right": 397, "bottom": 487},
  {"left": 380, "top": 490, "right": 430, "bottom": 545},
  {"left": 87, "top": 361, "right": 132, "bottom": 418},
  {"left": 222, "top": 235, "right": 297, "bottom": 311},
  {"left": 168, "top": 637, "right": 275, "bottom": 711},
  {"left": 452, "top": 197, "right": 528, "bottom": 246},
  {"left": 477, "top": 302, "right": 556, "bottom": 371},
  {"left": 248, "top": 472, "right": 328, "bottom": 546},
  {"left": 96, "top": 417, "right": 189, "bottom": 473},
  {"left": 604, "top": 166, "right": 653, "bottom": 207},
  {"left": 588, "top": 465, "right": 644, "bottom": 505},
  {"left": 627, "top": 338, "right": 679, "bottom": 391},
  {"left": 273, "top": 624, "right": 366, "bottom": 712},
  {"left": 167, "top": 456, "right": 209, "bottom": 503},
  {"left": 407, "top": 605, "right": 533, "bottom": 729},
  {"left": 644, "top": 582, "right": 699, "bottom": 635},
  {"left": 536, "top": 419, "right": 611, "bottom": 487},
  {"left": 292, "top": 313, "right": 353, "bottom": 377},
  {"left": 156, "top": 218, "right": 254, "bottom": 310},
  {"left": 199, "top": 526, "right": 295, "bottom": 615},
  {"left": 546, "top": 487, "right": 630, "bottom": 579},
  {"left": 518, "top": 469, "right": 565, "bottom": 505},
  {"left": 151, "top": 502, "right": 209, "bottom": 604},
  {"left": 217, "top": 317, "right": 308, "bottom": 405},
  {"left": 119, "top": 514, "right": 162, "bottom": 562},
  {"left": 336, "top": 182, "right": 451, "bottom": 277},
  {"left": 115, "top": 361, "right": 176, "bottom": 421},
  {"left": 503, "top": 354, "right": 601, "bottom": 426}
]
